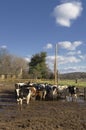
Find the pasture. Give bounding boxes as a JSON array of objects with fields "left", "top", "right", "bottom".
[
  {"left": 0, "top": 78, "right": 86, "bottom": 87},
  {"left": 0, "top": 80, "right": 86, "bottom": 130}
]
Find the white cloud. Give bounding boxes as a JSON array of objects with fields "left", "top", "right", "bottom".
[
  {"left": 46, "top": 55, "right": 55, "bottom": 62},
  {"left": 47, "top": 55, "right": 81, "bottom": 65},
  {"left": 79, "top": 54, "right": 86, "bottom": 60},
  {"left": 60, "top": 66, "right": 86, "bottom": 73},
  {"left": 24, "top": 55, "right": 31, "bottom": 62},
  {"left": 46, "top": 55, "right": 81, "bottom": 71},
  {"left": 73, "top": 41, "right": 82, "bottom": 49},
  {"left": 0, "top": 45, "right": 7, "bottom": 49},
  {"left": 58, "top": 41, "right": 82, "bottom": 50},
  {"left": 44, "top": 43, "right": 53, "bottom": 49},
  {"left": 25, "top": 53, "right": 85, "bottom": 73},
  {"left": 60, "top": 66, "right": 78, "bottom": 73},
  {"left": 53, "top": 1, "right": 83, "bottom": 27},
  {"left": 67, "top": 50, "right": 81, "bottom": 55},
  {"left": 25, "top": 57, "right": 30, "bottom": 62},
  {"left": 58, "top": 55, "right": 81, "bottom": 64},
  {"left": 46, "top": 56, "right": 55, "bottom": 71}
]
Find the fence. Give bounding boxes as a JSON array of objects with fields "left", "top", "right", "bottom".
[{"left": 0, "top": 74, "right": 20, "bottom": 80}]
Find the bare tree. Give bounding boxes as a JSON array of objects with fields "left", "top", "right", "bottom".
[{"left": 0, "top": 48, "right": 28, "bottom": 77}]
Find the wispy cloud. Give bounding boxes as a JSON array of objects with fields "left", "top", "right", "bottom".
[
  {"left": 58, "top": 41, "right": 82, "bottom": 50},
  {"left": 44, "top": 43, "right": 53, "bottom": 50},
  {"left": 46, "top": 54, "right": 86, "bottom": 73},
  {"left": 0, "top": 45, "right": 7, "bottom": 49},
  {"left": 24, "top": 55, "right": 32, "bottom": 62},
  {"left": 53, "top": 1, "right": 83, "bottom": 27},
  {"left": 25, "top": 40, "right": 85, "bottom": 73},
  {"left": 59, "top": 66, "right": 86, "bottom": 73},
  {"left": 58, "top": 55, "right": 81, "bottom": 64},
  {"left": 79, "top": 54, "right": 86, "bottom": 60},
  {"left": 46, "top": 55, "right": 81, "bottom": 68},
  {"left": 67, "top": 50, "right": 81, "bottom": 55}
]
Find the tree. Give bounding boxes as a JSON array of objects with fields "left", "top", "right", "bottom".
[
  {"left": 29, "top": 52, "right": 50, "bottom": 79},
  {"left": 0, "top": 48, "right": 28, "bottom": 77}
]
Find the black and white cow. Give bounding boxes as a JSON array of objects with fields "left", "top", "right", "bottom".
[
  {"left": 57, "top": 85, "right": 68, "bottom": 98},
  {"left": 66, "top": 85, "right": 79, "bottom": 101},
  {"left": 35, "top": 83, "right": 47, "bottom": 100},
  {"left": 44, "top": 84, "right": 58, "bottom": 100},
  {"left": 15, "top": 83, "right": 36, "bottom": 105},
  {"left": 35, "top": 83, "right": 58, "bottom": 101}
]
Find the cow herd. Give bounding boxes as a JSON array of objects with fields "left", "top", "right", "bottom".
[{"left": 15, "top": 82, "right": 79, "bottom": 106}]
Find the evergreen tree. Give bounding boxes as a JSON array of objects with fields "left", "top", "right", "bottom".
[{"left": 29, "top": 52, "right": 50, "bottom": 79}]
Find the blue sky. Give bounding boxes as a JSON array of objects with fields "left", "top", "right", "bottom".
[{"left": 0, "top": 0, "right": 86, "bottom": 73}]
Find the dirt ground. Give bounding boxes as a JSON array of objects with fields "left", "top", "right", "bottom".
[{"left": 0, "top": 84, "right": 86, "bottom": 130}]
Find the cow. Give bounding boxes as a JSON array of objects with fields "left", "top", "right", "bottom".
[
  {"left": 15, "top": 83, "right": 36, "bottom": 105},
  {"left": 35, "top": 83, "right": 58, "bottom": 101},
  {"left": 57, "top": 85, "right": 68, "bottom": 99},
  {"left": 35, "top": 83, "right": 47, "bottom": 100},
  {"left": 66, "top": 85, "right": 79, "bottom": 101},
  {"left": 45, "top": 84, "right": 58, "bottom": 100}
]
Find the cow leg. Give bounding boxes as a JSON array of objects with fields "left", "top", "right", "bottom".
[
  {"left": 73, "top": 94, "right": 77, "bottom": 101},
  {"left": 26, "top": 93, "right": 31, "bottom": 104},
  {"left": 17, "top": 98, "right": 19, "bottom": 104},
  {"left": 42, "top": 91, "right": 46, "bottom": 100},
  {"left": 19, "top": 98, "right": 23, "bottom": 105},
  {"left": 72, "top": 95, "right": 73, "bottom": 102},
  {"left": 67, "top": 94, "right": 71, "bottom": 101}
]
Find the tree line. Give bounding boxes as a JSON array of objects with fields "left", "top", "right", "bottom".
[
  {"left": 59, "top": 72, "right": 86, "bottom": 80},
  {"left": 0, "top": 48, "right": 54, "bottom": 79},
  {"left": 0, "top": 48, "right": 86, "bottom": 79}
]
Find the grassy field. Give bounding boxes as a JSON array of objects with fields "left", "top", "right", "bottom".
[
  {"left": 58, "top": 79, "right": 86, "bottom": 88},
  {"left": 0, "top": 78, "right": 86, "bottom": 88}
]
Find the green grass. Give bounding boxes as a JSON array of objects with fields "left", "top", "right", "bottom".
[
  {"left": 58, "top": 79, "right": 86, "bottom": 88},
  {"left": 0, "top": 78, "right": 86, "bottom": 88}
]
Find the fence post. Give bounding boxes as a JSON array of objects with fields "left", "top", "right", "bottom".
[{"left": 84, "top": 87, "right": 86, "bottom": 100}]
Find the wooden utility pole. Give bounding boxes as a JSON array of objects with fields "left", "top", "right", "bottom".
[{"left": 54, "top": 44, "right": 58, "bottom": 85}]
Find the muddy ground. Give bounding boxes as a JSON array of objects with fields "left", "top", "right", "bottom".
[{"left": 0, "top": 84, "right": 86, "bottom": 130}]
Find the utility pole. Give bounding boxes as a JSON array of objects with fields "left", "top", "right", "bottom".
[{"left": 54, "top": 44, "right": 58, "bottom": 85}]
